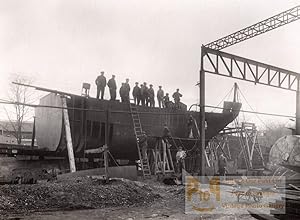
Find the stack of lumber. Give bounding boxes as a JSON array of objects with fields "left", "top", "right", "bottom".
[{"left": 249, "top": 179, "right": 300, "bottom": 220}]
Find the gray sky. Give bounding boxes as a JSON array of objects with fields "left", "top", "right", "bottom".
[{"left": 0, "top": 0, "right": 299, "bottom": 127}]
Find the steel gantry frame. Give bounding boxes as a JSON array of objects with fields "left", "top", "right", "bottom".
[
  {"left": 205, "top": 5, "right": 300, "bottom": 50},
  {"left": 198, "top": 5, "right": 300, "bottom": 176},
  {"left": 202, "top": 46, "right": 299, "bottom": 91}
]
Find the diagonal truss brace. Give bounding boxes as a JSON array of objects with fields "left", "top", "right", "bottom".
[
  {"left": 202, "top": 46, "right": 300, "bottom": 91},
  {"left": 205, "top": 5, "right": 300, "bottom": 50}
]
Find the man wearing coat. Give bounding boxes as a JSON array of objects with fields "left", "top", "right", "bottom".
[
  {"left": 95, "top": 71, "right": 106, "bottom": 99},
  {"left": 107, "top": 75, "right": 117, "bottom": 100}
]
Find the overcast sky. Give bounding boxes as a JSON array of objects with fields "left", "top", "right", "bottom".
[{"left": 0, "top": 0, "right": 299, "bottom": 128}]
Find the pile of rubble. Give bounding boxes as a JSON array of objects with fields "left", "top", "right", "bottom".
[{"left": 0, "top": 177, "right": 161, "bottom": 214}]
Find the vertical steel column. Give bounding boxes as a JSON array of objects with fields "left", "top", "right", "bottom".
[
  {"left": 296, "top": 77, "right": 300, "bottom": 134},
  {"left": 199, "top": 46, "right": 206, "bottom": 176}
]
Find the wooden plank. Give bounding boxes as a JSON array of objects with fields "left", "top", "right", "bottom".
[
  {"left": 285, "top": 190, "right": 300, "bottom": 196},
  {"left": 282, "top": 194, "right": 300, "bottom": 200},
  {"left": 62, "top": 97, "right": 76, "bottom": 173},
  {"left": 248, "top": 209, "right": 278, "bottom": 220}
]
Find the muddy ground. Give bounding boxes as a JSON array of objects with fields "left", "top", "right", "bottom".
[{"left": 1, "top": 178, "right": 256, "bottom": 220}]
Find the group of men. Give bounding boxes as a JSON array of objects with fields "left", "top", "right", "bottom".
[{"left": 95, "top": 71, "right": 183, "bottom": 108}]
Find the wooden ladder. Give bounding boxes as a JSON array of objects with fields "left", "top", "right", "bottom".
[{"left": 129, "top": 103, "right": 151, "bottom": 178}]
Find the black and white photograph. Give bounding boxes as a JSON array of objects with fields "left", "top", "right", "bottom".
[{"left": 0, "top": 1, "right": 300, "bottom": 219}]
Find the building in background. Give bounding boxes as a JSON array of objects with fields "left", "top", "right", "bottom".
[{"left": 0, "top": 121, "right": 34, "bottom": 145}]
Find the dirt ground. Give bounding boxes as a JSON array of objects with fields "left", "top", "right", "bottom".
[{"left": 1, "top": 177, "right": 257, "bottom": 220}]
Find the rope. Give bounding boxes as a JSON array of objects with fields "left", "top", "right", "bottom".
[
  {"left": 211, "top": 86, "right": 234, "bottom": 112},
  {"left": 237, "top": 87, "right": 271, "bottom": 129}
]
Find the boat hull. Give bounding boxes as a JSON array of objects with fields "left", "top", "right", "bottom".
[{"left": 35, "top": 93, "right": 241, "bottom": 160}]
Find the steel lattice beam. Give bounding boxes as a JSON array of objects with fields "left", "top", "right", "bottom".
[
  {"left": 205, "top": 5, "right": 300, "bottom": 50},
  {"left": 202, "top": 46, "right": 300, "bottom": 91}
]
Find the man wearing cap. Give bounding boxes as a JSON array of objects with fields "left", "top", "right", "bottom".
[
  {"left": 157, "top": 86, "right": 164, "bottom": 108},
  {"left": 95, "top": 71, "right": 107, "bottom": 99},
  {"left": 172, "top": 88, "right": 182, "bottom": 109},
  {"left": 124, "top": 78, "right": 130, "bottom": 103},
  {"left": 132, "top": 82, "right": 141, "bottom": 105},
  {"left": 140, "top": 82, "right": 148, "bottom": 106},
  {"left": 138, "top": 131, "right": 148, "bottom": 160},
  {"left": 163, "top": 93, "right": 170, "bottom": 108},
  {"left": 218, "top": 153, "right": 227, "bottom": 176},
  {"left": 148, "top": 84, "right": 155, "bottom": 107},
  {"left": 107, "top": 75, "right": 117, "bottom": 100},
  {"left": 162, "top": 123, "right": 171, "bottom": 144},
  {"left": 119, "top": 83, "right": 126, "bottom": 102}
]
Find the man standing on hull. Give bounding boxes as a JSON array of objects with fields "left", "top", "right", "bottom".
[
  {"left": 157, "top": 86, "right": 164, "bottom": 108},
  {"left": 124, "top": 78, "right": 130, "bottom": 103},
  {"left": 148, "top": 84, "right": 155, "bottom": 107},
  {"left": 95, "top": 71, "right": 106, "bottom": 99},
  {"left": 132, "top": 82, "right": 141, "bottom": 105},
  {"left": 140, "top": 82, "right": 148, "bottom": 106},
  {"left": 172, "top": 88, "right": 182, "bottom": 109},
  {"left": 107, "top": 75, "right": 117, "bottom": 100}
]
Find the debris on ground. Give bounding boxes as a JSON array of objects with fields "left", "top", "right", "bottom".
[{"left": 0, "top": 177, "right": 161, "bottom": 215}]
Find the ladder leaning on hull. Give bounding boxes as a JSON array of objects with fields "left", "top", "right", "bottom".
[{"left": 129, "top": 103, "right": 151, "bottom": 178}]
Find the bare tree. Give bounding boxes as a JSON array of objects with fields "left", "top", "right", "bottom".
[{"left": 1, "top": 74, "right": 34, "bottom": 144}]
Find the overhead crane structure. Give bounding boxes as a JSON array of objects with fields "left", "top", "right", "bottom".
[
  {"left": 205, "top": 6, "right": 300, "bottom": 50},
  {"left": 199, "top": 5, "right": 300, "bottom": 176}
]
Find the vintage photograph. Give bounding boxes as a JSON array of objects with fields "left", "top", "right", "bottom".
[{"left": 0, "top": 1, "right": 300, "bottom": 219}]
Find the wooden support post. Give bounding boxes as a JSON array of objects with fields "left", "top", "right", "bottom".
[
  {"left": 153, "top": 140, "right": 158, "bottom": 175},
  {"left": 199, "top": 46, "right": 206, "bottom": 177},
  {"left": 167, "top": 144, "right": 174, "bottom": 172},
  {"left": 62, "top": 96, "right": 76, "bottom": 173},
  {"left": 296, "top": 77, "right": 300, "bottom": 135},
  {"left": 103, "top": 144, "right": 109, "bottom": 181},
  {"left": 162, "top": 140, "right": 166, "bottom": 175},
  {"left": 104, "top": 110, "right": 110, "bottom": 181},
  {"left": 31, "top": 116, "right": 36, "bottom": 148}
]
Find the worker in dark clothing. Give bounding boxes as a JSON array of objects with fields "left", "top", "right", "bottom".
[
  {"left": 140, "top": 84, "right": 145, "bottom": 106},
  {"left": 157, "top": 86, "right": 164, "bottom": 108},
  {"left": 176, "top": 146, "right": 186, "bottom": 174},
  {"left": 95, "top": 71, "right": 106, "bottom": 99},
  {"left": 107, "top": 75, "right": 117, "bottom": 100},
  {"left": 144, "top": 83, "right": 150, "bottom": 106},
  {"left": 148, "top": 84, "right": 155, "bottom": 107},
  {"left": 132, "top": 82, "right": 141, "bottom": 105},
  {"left": 187, "top": 115, "right": 194, "bottom": 138},
  {"left": 162, "top": 123, "right": 171, "bottom": 144},
  {"left": 119, "top": 83, "right": 126, "bottom": 102},
  {"left": 218, "top": 153, "right": 227, "bottom": 176},
  {"left": 140, "top": 82, "right": 148, "bottom": 106},
  {"left": 124, "top": 78, "right": 130, "bottom": 103},
  {"left": 172, "top": 89, "right": 182, "bottom": 109},
  {"left": 163, "top": 93, "right": 170, "bottom": 108},
  {"left": 138, "top": 131, "right": 148, "bottom": 160}
]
